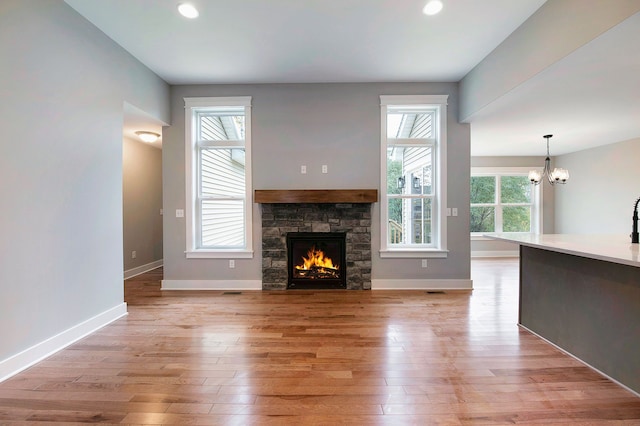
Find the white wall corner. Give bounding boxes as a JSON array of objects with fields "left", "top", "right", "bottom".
[
  {"left": 371, "top": 279, "right": 473, "bottom": 290},
  {"left": 0, "top": 303, "right": 127, "bottom": 383}
]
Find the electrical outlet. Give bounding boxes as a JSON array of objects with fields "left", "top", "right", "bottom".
[
  {"left": 421, "top": 259, "right": 428, "bottom": 268},
  {"left": 229, "top": 259, "right": 235, "bottom": 268},
  {"left": 322, "top": 165, "right": 328, "bottom": 174},
  {"left": 132, "top": 251, "right": 136, "bottom": 259},
  {"left": 301, "top": 165, "right": 307, "bottom": 174}
]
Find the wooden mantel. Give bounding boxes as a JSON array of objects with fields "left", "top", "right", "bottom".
[{"left": 254, "top": 189, "right": 377, "bottom": 204}]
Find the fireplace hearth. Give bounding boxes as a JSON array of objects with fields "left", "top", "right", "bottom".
[{"left": 287, "top": 232, "right": 346, "bottom": 289}]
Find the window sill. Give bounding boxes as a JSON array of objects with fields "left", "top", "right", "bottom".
[
  {"left": 380, "top": 249, "right": 448, "bottom": 259},
  {"left": 185, "top": 250, "right": 254, "bottom": 259},
  {"left": 472, "top": 232, "right": 537, "bottom": 241},
  {"left": 471, "top": 235, "right": 493, "bottom": 241}
]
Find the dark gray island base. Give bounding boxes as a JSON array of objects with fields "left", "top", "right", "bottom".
[
  {"left": 520, "top": 245, "right": 640, "bottom": 394},
  {"left": 485, "top": 233, "right": 640, "bottom": 395}
]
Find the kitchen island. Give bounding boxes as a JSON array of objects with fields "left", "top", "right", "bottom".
[{"left": 487, "top": 233, "right": 640, "bottom": 395}]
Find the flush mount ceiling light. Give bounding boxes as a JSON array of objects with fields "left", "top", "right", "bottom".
[
  {"left": 135, "top": 131, "right": 161, "bottom": 143},
  {"left": 177, "top": 3, "right": 199, "bottom": 19},
  {"left": 528, "top": 134, "right": 569, "bottom": 185},
  {"left": 423, "top": 0, "right": 443, "bottom": 15}
]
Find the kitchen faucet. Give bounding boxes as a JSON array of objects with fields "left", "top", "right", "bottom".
[{"left": 633, "top": 196, "right": 640, "bottom": 244}]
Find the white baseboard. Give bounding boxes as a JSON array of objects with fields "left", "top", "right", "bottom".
[
  {"left": 471, "top": 250, "right": 519, "bottom": 258},
  {"left": 124, "top": 259, "right": 163, "bottom": 279},
  {"left": 371, "top": 279, "right": 473, "bottom": 290},
  {"left": 163, "top": 279, "right": 472, "bottom": 291},
  {"left": 0, "top": 303, "right": 127, "bottom": 383},
  {"left": 161, "top": 279, "right": 262, "bottom": 290}
]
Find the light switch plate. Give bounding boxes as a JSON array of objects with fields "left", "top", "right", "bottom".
[{"left": 176, "top": 209, "right": 184, "bottom": 218}]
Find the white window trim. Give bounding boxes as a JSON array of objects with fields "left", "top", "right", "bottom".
[
  {"left": 380, "top": 95, "right": 448, "bottom": 258},
  {"left": 184, "top": 96, "right": 253, "bottom": 259},
  {"left": 470, "top": 166, "right": 542, "bottom": 240}
]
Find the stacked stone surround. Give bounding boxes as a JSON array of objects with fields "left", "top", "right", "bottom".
[{"left": 260, "top": 203, "right": 372, "bottom": 290}]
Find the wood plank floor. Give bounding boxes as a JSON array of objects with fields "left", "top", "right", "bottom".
[{"left": 1, "top": 259, "right": 639, "bottom": 424}]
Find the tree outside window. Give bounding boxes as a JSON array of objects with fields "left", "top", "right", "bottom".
[{"left": 470, "top": 172, "right": 536, "bottom": 235}]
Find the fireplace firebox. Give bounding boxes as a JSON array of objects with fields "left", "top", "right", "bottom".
[{"left": 287, "top": 232, "right": 346, "bottom": 289}]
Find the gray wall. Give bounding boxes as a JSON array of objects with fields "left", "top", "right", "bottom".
[
  {"left": 0, "top": 1, "right": 169, "bottom": 364},
  {"left": 470, "top": 156, "right": 555, "bottom": 256},
  {"left": 555, "top": 138, "right": 640, "bottom": 234},
  {"left": 123, "top": 138, "right": 163, "bottom": 272},
  {"left": 163, "top": 83, "right": 471, "bottom": 283}
]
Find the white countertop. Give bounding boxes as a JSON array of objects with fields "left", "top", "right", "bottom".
[{"left": 485, "top": 233, "right": 640, "bottom": 268}]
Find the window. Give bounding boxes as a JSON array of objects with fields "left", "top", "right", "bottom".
[
  {"left": 380, "top": 95, "right": 448, "bottom": 258},
  {"left": 470, "top": 167, "right": 541, "bottom": 237},
  {"left": 184, "top": 97, "right": 253, "bottom": 258}
]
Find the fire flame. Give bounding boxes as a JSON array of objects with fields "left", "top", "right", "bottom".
[{"left": 295, "top": 246, "right": 338, "bottom": 271}]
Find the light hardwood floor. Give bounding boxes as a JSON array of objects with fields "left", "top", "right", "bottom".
[{"left": 1, "top": 259, "right": 639, "bottom": 424}]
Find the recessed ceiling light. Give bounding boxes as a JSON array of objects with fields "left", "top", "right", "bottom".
[
  {"left": 423, "top": 0, "right": 443, "bottom": 15},
  {"left": 135, "top": 131, "right": 161, "bottom": 143},
  {"left": 178, "top": 3, "right": 199, "bottom": 19}
]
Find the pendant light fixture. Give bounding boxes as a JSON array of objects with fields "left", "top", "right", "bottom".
[{"left": 528, "top": 134, "right": 569, "bottom": 185}]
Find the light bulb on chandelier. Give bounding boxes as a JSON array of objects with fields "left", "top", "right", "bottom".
[{"left": 528, "top": 134, "right": 569, "bottom": 185}]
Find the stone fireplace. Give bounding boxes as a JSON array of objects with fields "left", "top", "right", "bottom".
[{"left": 256, "top": 190, "right": 377, "bottom": 290}]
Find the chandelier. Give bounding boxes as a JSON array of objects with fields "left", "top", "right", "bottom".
[{"left": 528, "top": 134, "right": 569, "bottom": 185}]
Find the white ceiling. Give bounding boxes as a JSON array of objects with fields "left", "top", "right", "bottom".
[
  {"left": 65, "top": 0, "right": 640, "bottom": 156},
  {"left": 469, "top": 10, "right": 640, "bottom": 156}
]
